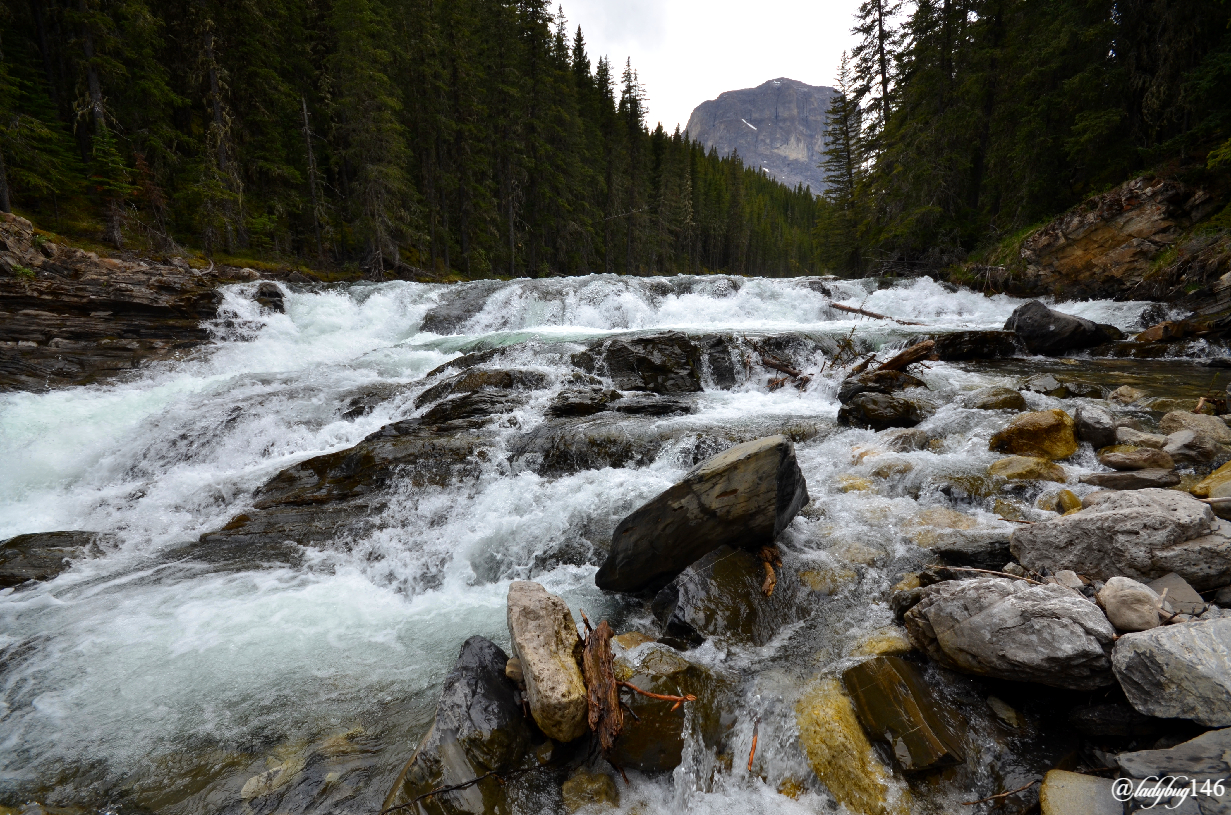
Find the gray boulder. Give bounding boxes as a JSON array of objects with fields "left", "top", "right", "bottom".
[
  {"left": 596, "top": 435, "right": 808, "bottom": 593},
  {"left": 383, "top": 636, "right": 531, "bottom": 815},
  {"left": 506, "top": 581, "right": 587, "bottom": 742},
  {"left": 1010, "top": 489, "right": 1231, "bottom": 590},
  {"left": 1164, "top": 429, "right": 1222, "bottom": 464},
  {"left": 1003, "top": 300, "right": 1116, "bottom": 355},
  {"left": 1117, "top": 426, "right": 1168, "bottom": 448},
  {"left": 1096, "top": 576, "right": 1160, "bottom": 632},
  {"left": 1074, "top": 405, "right": 1117, "bottom": 449},
  {"left": 1079, "top": 469, "right": 1181, "bottom": 489},
  {"left": 1161, "top": 410, "right": 1231, "bottom": 445},
  {"left": 1113, "top": 618, "right": 1231, "bottom": 727},
  {"left": 837, "top": 392, "right": 924, "bottom": 430},
  {"left": 837, "top": 369, "right": 927, "bottom": 404},
  {"left": 1117, "top": 728, "right": 1231, "bottom": 805},
  {"left": 903, "top": 577, "right": 1116, "bottom": 690}
]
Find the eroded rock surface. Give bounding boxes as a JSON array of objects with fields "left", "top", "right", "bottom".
[{"left": 1113, "top": 618, "right": 1231, "bottom": 727}]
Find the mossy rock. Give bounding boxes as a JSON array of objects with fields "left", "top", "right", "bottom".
[
  {"left": 989, "top": 456, "right": 1067, "bottom": 483},
  {"left": 989, "top": 409, "right": 1078, "bottom": 460}
]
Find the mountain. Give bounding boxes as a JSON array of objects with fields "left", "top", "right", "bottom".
[{"left": 686, "top": 78, "right": 837, "bottom": 195}]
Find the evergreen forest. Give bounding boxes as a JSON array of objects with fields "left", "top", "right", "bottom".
[{"left": 0, "top": 0, "right": 821, "bottom": 278}]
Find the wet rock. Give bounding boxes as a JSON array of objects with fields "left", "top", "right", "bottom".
[
  {"left": 610, "top": 393, "right": 693, "bottom": 416},
  {"left": 650, "top": 545, "right": 807, "bottom": 647},
  {"left": 0, "top": 531, "right": 105, "bottom": 587},
  {"left": 1010, "top": 489, "right": 1231, "bottom": 589},
  {"left": 1135, "top": 320, "right": 1190, "bottom": 342},
  {"left": 596, "top": 435, "right": 808, "bottom": 594},
  {"left": 700, "top": 335, "right": 739, "bottom": 389},
  {"left": 423, "top": 348, "right": 506, "bottom": 380},
  {"left": 1147, "top": 572, "right": 1206, "bottom": 615},
  {"left": 414, "top": 368, "right": 550, "bottom": 410},
  {"left": 1096, "top": 576, "right": 1161, "bottom": 632},
  {"left": 795, "top": 678, "right": 911, "bottom": 815},
  {"left": 574, "top": 332, "right": 702, "bottom": 394},
  {"left": 546, "top": 386, "right": 623, "bottom": 418},
  {"left": 254, "top": 281, "right": 285, "bottom": 313},
  {"left": 841, "top": 656, "right": 964, "bottom": 772},
  {"left": 990, "top": 409, "right": 1078, "bottom": 460},
  {"left": 607, "top": 643, "right": 725, "bottom": 773},
  {"left": 419, "top": 280, "right": 503, "bottom": 334},
  {"left": 1117, "top": 426, "right": 1168, "bottom": 448},
  {"left": 962, "top": 387, "right": 1027, "bottom": 411},
  {"left": 1098, "top": 448, "right": 1174, "bottom": 470},
  {"left": 506, "top": 581, "right": 587, "bottom": 742},
  {"left": 507, "top": 416, "right": 670, "bottom": 477},
  {"left": 1003, "top": 301, "right": 1116, "bottom": 355},
  {"left": 1024, "top": 374, "right": 1069, "bottom": 397},
  {"left": 383, "top": 636, "right": 531, "bottom": 815},
  {"left": 1113, "top": 618, "right": 1231, "bottom": 727},
  {"left": 1193, "top": 461, "right": 1231, "bottom": 499},
  {"left": 931, "top": 330, "right": 1023, "bottom": 360},
  {"left": 851, "top": 628, "right": 915, "bottom": 658},
  {"left": 837, "top": 370, "right": 927, "bottom": 404},
  {"left": 1160, "top": 411, "right": 1231, "bottom": 445},
  {"left": 838, "top": 393, "right": 924, "bottom": 431},
  {"left": 884, "top": 428, "right": 933, "bottom": 452},
  {"left": 1109, "top": 385, "right": 1146, "bottom": 404},
  {"left": 1037, "top": 770, "right": 1121, "bottom": 815},
  {"left": 903, "top": 577, "right": 1116, "bottom": 690},
  {"left": 1117, "top": 727, "right": 1231, "bottom": 798},
  {"left": 419, "top": 391, "right": 527, "bottom": 427},
  {"left": 989, "top": 455, "right": 1067, "bottom": 482},
  {"left": 1057, "top": 489, "right": 1084, "bottom": 513},
  {"left": 1074, "top": 405, "right": 1118, "bottom": 449},
  {"left": 1068, "top": 703, "right": 1165, "bottom": 738},
  {"left": 1080, "top": 468, "right": 1181, "bottom": 490},
  {"left": 1163, "top": 429, "right": 1221, "bottom": 464},
  {"left": 561, "top": 771, "right": 619, "bottom": 811}
]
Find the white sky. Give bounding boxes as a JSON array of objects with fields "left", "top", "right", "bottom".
[{"left": 558, "top": 0, "right": 862, "bottom": 132}]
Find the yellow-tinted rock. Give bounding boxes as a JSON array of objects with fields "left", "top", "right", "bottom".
[
  {"left": 990, "top": 409, "right": 1078, "bottom": 460},
  {"left": 1057, "top": 489, "right": 1083, "bottom": 513},
  {"left": 989, "top": 456, "right": 1067, "bottom": 483},
  {"left": 800, "top": 565, "right": 859, "bottom": 594},
  {"left": 796, "top": 679, "right": 910, "bottom": 815},
  {"left": 561, "top": 770, "right": 619, "bottom": 811},
  {"left": 838, "top": 475, "right": 875, "bottom": 493},
  {"left": 913, "top": 506, "right": 978, "bottom": 530},
  {"left": 871, "top": 460, "right": 914, "bottom": 479},
  {"left": 613, "top": 631, "right": 656, "bottom": 650},
  {"left": 832, "top": 541, "right": 885, "bottom": 565},
  {"left": 851, "top": 627, "right": 915, "bottom": 657},
  {"left": 1193, "top": 460, "right": 1231, "bottom": 498},
  {"left": 1109, "top": 385, "right": 1145, "bottom": 405},
  {"left": 994, "top": 498, "right": 1026, "bottom": 520}
]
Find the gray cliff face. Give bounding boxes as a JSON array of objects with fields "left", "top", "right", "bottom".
[{"left": 686, "top": 78, "right": 836, "bottom": 194}]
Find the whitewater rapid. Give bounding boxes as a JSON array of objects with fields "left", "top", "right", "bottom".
[{"left": 0, "top": 274, "right": 1185, "bottom": 813}]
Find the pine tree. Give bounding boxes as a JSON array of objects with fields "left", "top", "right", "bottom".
[{"left": 819, "top": 52, "right": 863, "bottom": 273}]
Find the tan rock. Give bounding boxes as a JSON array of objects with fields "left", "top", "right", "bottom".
[
  {"left": 851, "top": 627, "right": 915, "bottom": 657},
  {"left": 1097, "top": 576, "right": 1161, "bottom": 632},
  {"left": 1193, "top": 461, "right": 1231, "bottom": 499},
  {"left": 838, "top": 474, "right": 876, "bottom": 493},
  {"left": 1116, "top": 426, "right": 1167, "bottom": 448},
  {"left": 612, "top": 631, "right": 656, "bottom": 650},
  {"left": 561, "top": 771, "right": 619, "bottom": 811},
  {"left": 989, "top": 455, "right": 1067, "bottom": 482},
  {"left": 506, "top": 581, "right": 587, "bottom": 742},
  {"left": 796, "top": 678, "right": 910, "bottom": 815},
  {"left": 989, "top": 409, "right": 1078, "bottom": 460},
  {"left": 1099, "top": 448, "right": 1175, "bottom": 471},
  {"left": 801, "top": 565, "right": 859, "bottom": 594},
  {"left": 1109, "top": 385, "right": 1146, "bottom": 405},
  {"left": 1161, "top": 411, "right": 1231, "bottom": 445},
  {"left": 1039, "top": 770, "right": 1122, "bottom": 815}
]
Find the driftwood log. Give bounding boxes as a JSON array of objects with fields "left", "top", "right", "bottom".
[
  {"left": 830, "top": 302, "right": 927, "bottom": 326},
  {"left": 582, "top": 620, "right": 623, "bottom": 754},
  {"left": 875, "top": 340, "right": 937, "bottom": 372}
]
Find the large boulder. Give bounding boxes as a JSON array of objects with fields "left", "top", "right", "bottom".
[
  {"left": 0, "top": 531, "right": 104, "bottom": 587},
  {"left": 903, "top": 577, "right": 1116, "bottom": 690},
  {"left": 595, "top": 435, "right": 809, "bottom": 593},
  {"left": 383, "top": 636, "right": 532, "bottom": 815},
  {"left": 1095, "top": 576, "right": 1160, "bottom": 632},
  {"left": 505, "top": 581, "right": 587, "bottom": 742},
  {"left": 1160, "top": 410, "right": 1231, "bottom": 445},
  {"left": 838, "top": 393, "right": 924, "bottom": 431},
  {"left": 841, "top": 656, "right": 964, "bottom": 772},
  {"left": 651, "top": 545, "right": 807, "bottom": 647},
  {"left": 1112, "top": 618, "right": 1231, "bottom": 727},
  {"left": 1010, "top": 489, "right": 1231, "bottom": 589},
  {"left": 989, "top": 409, "right": 1078, "bottom": 460},
  {"left": 837, "top": 370, "right": 927, "bottom": 404},
  {"left": 574, "top": 332, "right": 702, "bottom": 394},
  {"left": 1074, "top": 405, "right": 1117, "bottom": 450},
  {"left": 1003, "top": 300, "right": 1116, "bottom": 355}
]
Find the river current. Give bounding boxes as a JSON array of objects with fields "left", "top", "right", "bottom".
[{"left": 0, "top": 274, "right": 1208, "bottom": 814}]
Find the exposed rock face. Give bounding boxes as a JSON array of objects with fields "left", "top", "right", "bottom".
[
  {"left": 0, "top": 531, "right": 105, "bottom": 587},
  {"left": 505, "top": 581, "right": 587, "bottom": 742},
  {"left": 686, "top": 78, "right": 836, "bottom": 194},
  {"left": 595, "top": 435, "right": 808, "bottom": 593},
  {"left": 841, "top": 656, "right": 964, "bottom": 772},
  {"left": 1003, "top": 301, "right": 1116, "bottom": 355},
  {"left": 1193, "top": 461, "right": 1231, "bottom": 498},
  {"left": 0, "top": 213, "right": 255, "bottom": 391},
  {"left": 838, "top": 393, "right": 924, "bottom": 430},
  {"left": 1016, "top": 176, "right": 1222, "bottom": 301},
  {"left": 414, "top": 368, "right": 550, "bottom": 409},
  {"left": 989, "top": 409, "right": 1078, "bottom": 460},
  {"left": 1074, "top": 405, "right": 1117, "bottom": 449},
  {"left": 573, "top": 332, "right": 702, "bottom": 394},
  {"left": 383, "top": 636, "right": 531, "bottom": 815},
  {"left": 1096, "top": 576, "right": 1160, "bottom": 632},
  {"left": 1010, "top": 489, "right": 1231, "bottom": 589},
  {"left": 1112, "top": 618, "right": 1231, "bottom": 727},
  {"left": 903, "top": 577, "right": 1116, "bottom": 690},
  {"left": 837, "top": 370, "right": 927, "bottom": 404}
]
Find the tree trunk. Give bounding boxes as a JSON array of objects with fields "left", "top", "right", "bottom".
[
  {"left": 301, "top": 96, "right": 324, "bottom": 260},
  {"left": 0, "top": 145, "right": 11, "bottom": 213},
  {"left": 32, "top": 0, "right": 60, "bottom": 112}
]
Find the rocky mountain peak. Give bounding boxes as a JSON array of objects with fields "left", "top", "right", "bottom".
[{"left": 686, "top": 78, "right": 836, "bottom": 195}]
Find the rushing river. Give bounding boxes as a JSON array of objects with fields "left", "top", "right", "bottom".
[{"left": 0, "top": 274, "right": 1212, "bottom": 814}]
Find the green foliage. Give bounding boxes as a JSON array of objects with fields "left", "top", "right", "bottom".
[
  {"left": 0, "top": 0, "right": 822, "bottom": 276},
  {"left": 12, "top": 263, "right": 34, "bottom": 279}
]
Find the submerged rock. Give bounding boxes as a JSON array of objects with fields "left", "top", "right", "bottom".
[
  {"left": 0, "top": 531, "right": 104, "bottom": 587},
  {"left": 1003, "top": 300, "right": 1117, "bottom": 355},
  {"left": 574, "top": 332, "right": 703, "bottom": 394},
  {"left": 1113, "top": 618, "right": 1231, "bottom": 727},
  {"left": 904, "top": 577, "right": 1115, "bottom": 690},
  {"left": 837, "top": 370, "right": 927, "bottom": 404},
  {"left": 838, "top": 393, "right": 924, "bottom": 431},
  {"left": 383, "top": 636, "right": 531, "bottom": 815},
  {"left": 595, "top": 435, "right": 808, "bottom": 594},
  {"left": 506, "top": 581, "right": 587, "bottom": 742},
  {"left": 989, "top": 409, "right": 1078, "bottom": 460},
  {"left": 841, "top": 656, "right": 964, "bottom": 772},
  {"left": 561, "top": 770, "right": 619, "bottom": 811},
  {"left": 1010, "top": 489, "right": 1231, "bottom": 589}
]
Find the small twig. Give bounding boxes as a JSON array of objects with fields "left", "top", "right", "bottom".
[
  {"left": 962, "top": 779, "right": 1038, "bottom": 806},
  {"left": 1000, "top": 517, "right": 1036, "bottom": 524},
  {"left": 617, "top": 681, "right": 697, "bottom": 708},
  {"left": 925, "top": 565, "right": 1045, "bottom": 586},
  {"left": 747, "top": 720, "right": 760, "bottom": 772}
]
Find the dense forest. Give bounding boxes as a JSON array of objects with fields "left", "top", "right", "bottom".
[
  {"left": 0, "top": 0, "right": 822, "bottom": 278},
  {"left": 820, "top": 0, "right": 1231, "bottom": 274}
]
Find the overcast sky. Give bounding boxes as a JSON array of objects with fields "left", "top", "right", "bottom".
[{"left": 559, "top": 0, "right": 862, "bottom": 133}]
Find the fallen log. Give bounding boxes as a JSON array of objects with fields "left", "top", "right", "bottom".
[
  {"left": 875, "top": 340, "right": 937, "bottom": 372},
  {"left": 830, "top": 302, "right": 927, "bottom": 326},
  {"left": 582, "top": 619, "right": 622, "bottom": 754},
  {"left": 761, "top": 355, "right": 803, "bottom": 378}
]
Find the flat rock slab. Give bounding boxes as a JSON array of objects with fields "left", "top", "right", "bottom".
[
  {"left": 1080, "top": 468, "right": 1181, "bottom": 489},
  {"left": 1113, "top": 618, "right": 1231, "bottom": 727},
  {"left": 1038, "top": 770, "right": 1122, "bottom": 815},
  {"left": 506, "top": 581, "right": 587, "bottom": 742},
  {"left": 1148, "top": 572, "right": 1206, "bottom": 615},
  {"left": 596, "top": 435, "right": 809, "bottom": 594},
  {"left": 1010, "top": 489, "right": 1231, "bottom": 589},
  {"left": 904, "top": 577, "right": 1115, "bottom": 690},
  {"left": 1117, "top": 726, "right": 1231, "bottom": 781}
]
